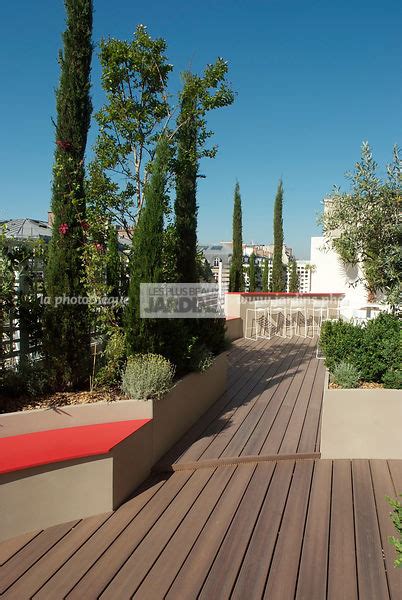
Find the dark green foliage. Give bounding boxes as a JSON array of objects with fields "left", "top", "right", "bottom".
[
  {"left": 262, "top": 258, "right": 269, "bottom": 292},
  {"left": 320, "top": 319, "right": 364, "bottom": 373},
  {"left": 289, "top": 260, "right": 298, "bottom": 292},
  {"left": 320, "top": 313, "right": 401, "bottom": 385},
  {"left": 125, "top": 137, "right": 180, "bottom": 362},
  {"left": 272, "top": 180, "right": 285, "bottom": 292},
  {"left": 361, "top": 313, "right": 401, "bottom": 382},
  {"left": 229, "top": 182, "right": 244, "bottom": 292},
  {"left": 43, "top": 0, "right": 93, "bottom": 390},
  {"left": 0, "top": 361, "right": 48, "bottom": 400},
  {"left": 175, "top": 74, "right": 198, "bottom": 284},
  {"left": 249, "top": 253, "right": 256, "bottom": 292},
  {"left": 383, "top": 369, "right": 402, "bottom": 389}
]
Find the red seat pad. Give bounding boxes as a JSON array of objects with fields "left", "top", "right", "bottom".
[{"left": 0, "top": 419, "right": 151, "bottom": 475}]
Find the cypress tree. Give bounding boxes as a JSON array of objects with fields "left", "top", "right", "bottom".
[
  {"left": 125, "top": 137, "right": 171, "bottom": 357},
  {"left": 289, "top": 259, "right": 299, "bottom": 292},
  {"left": 262, "top": 257, "right": 269, "bottom": 292},
  {"left": 271, "top": 179, "right": 285, "bottom": 292},
  {"left": 249, "top": 253, "right": 256, "bottom": 292},
  {"left": 229, "top": 182, "right": 244, "bottom": 292},
  {"left": 175, "top": 74, "right": 198, "bottom": 284},
  {"left": 43, "top": 0, "right": 93, "bottom": 389}
]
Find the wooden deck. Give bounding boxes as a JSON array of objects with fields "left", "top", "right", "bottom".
[{"left": 1, "top": 337, "right": 401, "bottom": 599}]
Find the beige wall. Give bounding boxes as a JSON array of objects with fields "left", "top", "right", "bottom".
[
  {"left": 225, "top": 317, "right": 243, "bottom": 341},
  {"left": 320, "top": 375, "right": 402, "bottom": 459}
]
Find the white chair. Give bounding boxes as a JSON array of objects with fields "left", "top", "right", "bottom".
[
  {"left": 311, "top": 298, "right": 329, "bottom": 336},
  {"left": 245, "top": 301, "right": 269, "bottom": 340},
  {"left": 267, "top": 297, "right": 287, "bottom": 338},
  {"left": 289, "top": 296, "right": 308, "bottom": 338}
]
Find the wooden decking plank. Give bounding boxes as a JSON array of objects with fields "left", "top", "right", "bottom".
[
  {"left": 173, "top": 337, "right": 294, "bottom": 464},
  {"left": 216, "top": 337, "right": 312, "bottom": 459},
  {"left": 231, "top": 460, "right": 295, "bottom": 600},
  {"left": 32, "top": 473, "right": 180, "bottom": 599},
  {"left": 278, "top": 355, "right": 319, "bottom": 455},
  {"left": 352, "top": 459, "right": 390, "bottom": 600},
  {"left": 237, "top": 337, "right": 314, "bottom": 457},
  {"left": 98, "top": 469, "right": 216, "bottom": 599},
  {"left": 370, "top": 460, "right": 402, "bottom": 599},
  {"left": 257, "top": 344, "right": 318, "bottom": 456},
  {"left": 0, "top": 520, "right": 79, "bottom": 594},
  {"left": 4, "top": 512, "right": 111, "bottom": 599},
  {"left": 131, "top": 465, "right": 241, "bottom": 598},
  {"left": 166, "top": 464, "right": 258, "bottom": 599},
  {"left": 198, "top": 462, "right": 276, "bottom": 599},
  {"left": 199, "top": 338, "right": 306, "bottom": 460},
  {"left": 263, "top": 460, "right": 315, "bottom": 599},
  {"left": 388, "top": 459, "right": 402, "bottom": 492},
  {"left": 295, "top": 460, "right": 332, "bottom": 599},
  {"left": 327, "top": 460, "right": 358, "bottom": 600},
  {"left": 297, "top": 358, "right": 325, "bottom": 453},
  {"left": 159, "top": 337, "right": 289, "bottom": 467},
  {"left": 0, "top": 530, "right": 41, "bottom": 567}
]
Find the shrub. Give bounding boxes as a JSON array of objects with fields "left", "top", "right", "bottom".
[
  {"left": 0, "top": 361, "right": 49, "bottom": 398},
  {"left": 383, "top": 369, "right": 402, "bottom": 390},
  {"left": 359, "top": 313, "right": 400, "bottom": 382},
  {"left": 331, "top": 361, "right": 360, "bottom": 388},
  {"left": 186, "top": 338, "right": 214, "bottom": 373},
  {"left": 121, "top": 353, "right": 175, "bottom": 400},
  {"left": 95, "top": 329, "right": 126, "bottom": 388},
  {"left": 387, "top": 495, "right": 402, "bottom": 568},
  {"left": 320, "top": 313, "right": 401, "bottom": 385},
  {"left": 320, "top": 319, "right": 364, "bottom": 374}
]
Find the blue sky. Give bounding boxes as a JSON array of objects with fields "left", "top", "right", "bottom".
[{"left": 1, "top": 0, "right": 401, "bottom": 258}]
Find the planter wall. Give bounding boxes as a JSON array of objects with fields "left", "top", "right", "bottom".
[
  {"left": 0, "top": 353, "right": 227, "bottom": 542},
  {"left": 225, "top": 317, "right": 243, "bottom": 342},
  {"left": 320, "top": 372, "right": 402, "bottom": 459}
]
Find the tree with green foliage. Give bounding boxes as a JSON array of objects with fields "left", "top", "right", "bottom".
[
  {"left": 43, "top": 0, "right": 93, "bottom": 390},
  {"left": 229, "top": 182, "right": 244, "bottom": 292},
  {"left": 289, "top": 259, "right": 299, "bottom": 292},
  {"left": 320, "top": 142, "right": 401, "bottom": 306},
  {"left": 249, "top": 253, "right": 256, "bottom": 292},
  {"left": 262, "top": 257, "right": 269, "bottom": 292},
  {"left": 271, "top": 180, "right": 285, "bottom": 292},
  {"left": 87, "top": 26, "right": 172, "bottom": 237},
  {"left": 175, "top": 61, "right": 234, "bottom": 283}
]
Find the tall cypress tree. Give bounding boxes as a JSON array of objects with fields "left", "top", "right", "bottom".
[
  {"left": 125, "top": 137, "right": 171, "bottom": 357},
  {"left": 289, "top": 259, "right": 299, "bottom": 292},
  {"left": 249, "top": 253, "right": 256, "bottom": 292},
  {"left": 229, "top": 182, "right": 244, "bottom": 292},
  {"left": 271, "top": 179, "right": 285, "bottom": 292},
  {"left": 43, "top": 0, "right": 93, "bottom": 389},
  {"left": 262, "top": 257, "right": 269, "bottom": 292},
  {"left": 175, "top": 74, "right": 198, "bottom": 284}
]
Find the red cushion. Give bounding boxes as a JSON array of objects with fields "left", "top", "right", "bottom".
[{"left": 0, "top": 419, "right": 151, "bottom": 475}]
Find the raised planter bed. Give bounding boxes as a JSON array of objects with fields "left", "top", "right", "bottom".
[
  {"left": 320, "top": 371, "right": 402, "bottom": 459},
  {"left": 0, "top": 352, "right": 227, "bottom": 542},
  {"left": 225, "top": 316, "right": 243, "bottom": 342}
]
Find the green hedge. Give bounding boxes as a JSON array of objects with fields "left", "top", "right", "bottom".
[{"left": 320, "top": 313, "right": 401, "bottom": 386}]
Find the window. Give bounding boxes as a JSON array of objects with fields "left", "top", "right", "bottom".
[{"left": 213, "top": 258, "right": 220, "bottom": 267}]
